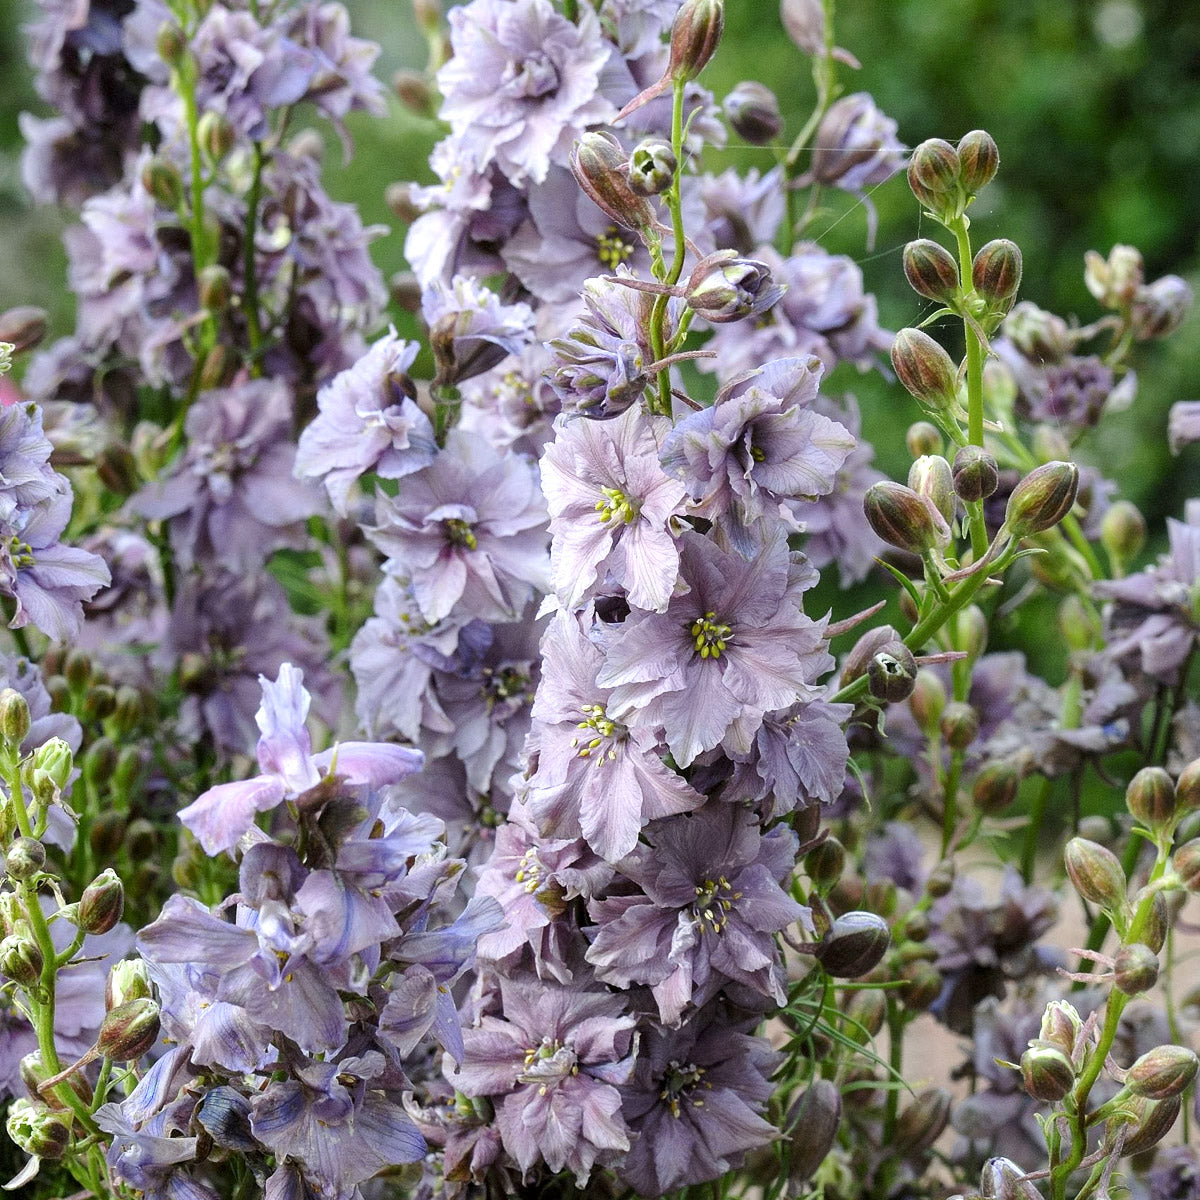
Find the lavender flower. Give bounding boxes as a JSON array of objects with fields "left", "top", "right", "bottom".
[
  {"left": 618, "top": 1003, "right": 779, "bottom": 1196},
  {"left": 809, "top": 92, "right": 905, "bottom": 192},
  {"left": 436, "top": 0, "right": 621, "bottom": 187},
  {"left": 424, "top": 275, "right": 536, "bottom": 388},
  {"left": 453, "top": 974, "right": 636, "bottom": 1183},
  {"left": 586, "top": 804, "right": 805, "bottom": 1023},
  {"left": 700, "top": 166, "right": 786, "bottom": 256},
  {"left": 366, "top": 429, "right": 549, "bottom": 624},
  {"left": 541, "top": 403, "right": 687, "bottom": 611},
  {"left": 294, "top": 329, "right": 435, "bottom": 517},
  {"left": 133, "top": 378, "right": 321, "bottom": 569},
  {"left": 597, "top": 531, "right": 829, "bottom": 767}
]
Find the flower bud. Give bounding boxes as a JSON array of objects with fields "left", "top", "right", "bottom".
[
  {"left": 1038, "top": 999, "right": 1082, "bottom": 1057},
  {"left": 19, "top": 1053, "right": 92, "bottom": 1110},
  {"left": 903, "top": 910, "right": 930, "bottom": 942},
  {"left": 667, "top": 0, "right": 724, "bottom": 82},
  {"left": 971, "top": 761, "right": 1020, "bottom": 815},
  {"left": 97, "top": 998, "right": 161, "bottom": 1061},
  {"left": 684, "top": 251, "right": 784, "bottom": 323},
  {"left": 1057, "top": 594, "right": 1100, "bottom": 652},
  {"left": 83, "top": 738, "right": 118, "bottom": 795},
  {"left": 899, "top": 959, "right": 942, "bottom": 1011},
  {"left": 724, "top": 81, "right": 783, "bottom": 145},
  {"left": 78, "top": 869, "right": 124, "bottom": 935},
  {"left": 908, "top": 455, "right": 956, "bottom": 524},
  {"left": 981, "top": 1158, "right": 1043, "bottom": 1200},
  {"left": 1003, "top": 301, "right": 1072, "bottom": 363},
  {"left": 891, "top": 327, "right": 960, "bottom": 410},
  {"left": 1099, "top": 500, "right": 1146, "bottom": 567},
  {"left": 907, "top": 138, "right": 963, "bottom": 220},
  {"left": 903, "top": 239, "right": 960, "bottom": 304},
  {"left": 972, "top": 239, "right": 1023, "bottom": 308},
  {"left": 1020, "top": 1045, "right": 1075, "bottom": 1102},
  {"left": 64, "top": 649, "right": 92, "bottom": 691},
  {"left": 156, "top": 22, "right": 187, "bottom": 66},
  {"left": 384, "top": 182, "right": 421, "bottom": 223},
  {"left": 96, "top": 441, "right": 141, "bottom": 496},
  {"left": 628, "top": 137, "right": 677, "bottom": 196},
  {"left": 197, "top": 110, "right": 235, "bottom": 161},
  {"left": 840, "top": 625, "right": 902, "bottom": 687},
  {"left": 941, "top": 702, "right": 979, "bottom": 751},
  {"left": 89, "top": 811, "right": 126, "bottom": 862},
  {"left": 950, "top": 445, "right": 998, "bottom": 505},
  {"left": 1131, "top": 275, "right": 1192, "bottom": 340},
  {"left": 1127, "top": 1045, "right": 1199, "bottom": 1100},
  {"left": 895, "top": 1087, "right": 952, "bottom": 1157},
  {"left": 1144, "top": 891, "right": 1169, "bottom": 955},
  {"left": 779, "top": 0, "right": 825, "bottom": 56},
  {"left": 570, "top": 132, "right": 655, "bottom": 231},
  {"left": 4, "top": 837, "right": 45, "bottom": 882},
  {"left": 867, "top": 644, "right": 918, "bottom": 704},
  {"left": 82, "top": 686, "right": 116, "bottom": 727},
  {"left": 6, "top": 1098, "right": 71, "bottom": 1160},
  {"left": 197, "top": 265, "right": 232, "bottom": 313},
  {"left": 805, "top": 837, "right": 845, "bottom": 890},
  {"left": 1084, "top": 245, "right": 1144, "bottom": 309},
  {"left": 0, "top": 689, "right": 31, "bottom": 748},
  {"left": 1113, "top": 943, "right": 1159, "bottom": 996},
  {"left": 815, "top": 910, "right": 891, "bottom": 978},
  {"left": 1064, "top": 836, "right": 1126, "bottom": 910},
  {"left": 1176, "top": 760, "right": 1200, "bottom": 820},
  {"left": 956, "top": 130, "right": 999, "bottom": 195},
  {"left": 926, "top": 860, "right": 955, "bottom": 899},
  {"left": 809, "top": 93, "right": 903, "bottom": 190},
  {"left": 864, "top": 481, "right": 950, "bottom": 555},
  {"left": 786, "top": 1079, "right": 841, "bottom": 1185},
  {"left": 1126, "top": 766, "right": 1176, "bottom": 831},
  {"left": 906, "top": 421, "right": 942, "bottom": 458},
  {"left": 0, "top": 934, "right": 43, "bottom": 987},
  {"left": 198, "top": 343, "right": 230, "bottom": 390},
  {"left": 0, "top": 307, "right": 48, "bottom": 355},
  {"left": 391, "top": 68, "right": 432, "bottom": 115},
  {"left": 1002, "top": 461, "right": 1079, "bottom": 538},
  {"left": 909, "top": 669, "right": 946, "bottom": 736},
  {"left": 844, "top": 988, "right": 888, "bottom": 1041},
  {"left": 1116, "top": 1095, "right": 1181, "bottom": 1156},
  {"left": 140, "top": 155, "right": 183, "bottom": 210},
  {"left": 106, "top": 959, "right": 153, "bottom": 1011}
]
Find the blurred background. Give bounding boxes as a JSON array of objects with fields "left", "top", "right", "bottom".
[{"left": 0, "top": 0, "right": 1198, "bottom": 680}]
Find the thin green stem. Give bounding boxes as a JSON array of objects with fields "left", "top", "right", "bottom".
[
  {"left": 242, "top": 141, "right": 267, "bottom": 376},
  {"left": 941, "top": 748, "right": 964, "bottom": 857}
]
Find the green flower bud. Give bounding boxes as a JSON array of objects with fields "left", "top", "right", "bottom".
[
  {"left": 972, "top": 239, "right": 1023, "bottom": 308},
  {"left": 981, "top": 1158, "right": 1043, "bottom": 1200},
  {"left": 1116, "top": 1095, "right": 1181, "bottom": 1156},
  {"left": 1176, "top": 759, "right": 1200, "bottom": 820},
  {"left": 106, "top": 959, "right": 153, "bottom": 1011},
  {"left": 907, "top": 138, "right": 962, "bottom": 219},
  {"left": 64, "top": 649, "right": 92, "bottom": 692},
  {"left": 197, "top": 110, "right": 235, "bottom": 161},
  {"left": 197, "top": 264, "right": 232, "bottom": 313},
  {"left": 4, "top": 837, "right": 45, "bottom": 882},
  {"left": 1003, "top": 301, "right": 1072, "bottom": 363},
  {"left": 384, "top": 182, "right": 421, "bottom": 223},
  {"left": 956, "top": 129, "right": 999, "bottom": 195},
  {"left": 909, "top": 669, "right": 947, "bottom": 736},
  {"left": 908, "top": 454, "right": 956, "bottom": 524},
  {"left": 1084, "top": 245, "right": 1144, "bottom": 309},
  {"left": 952, "top": 445, "right": 999, "bottom": 503},
  {"left": 83, "top": 737, "right": 118, "bottom": 794},
  {"left": 96, "top": 441, "right": 141, "bottom": 496},
  {"left": 785, "top": 1079, "right": 841, "bottom": 1186},
  {"left": 97, "top": 998, "right": 161, "bottom": 1062},
  {"left": 863, "top": 480, "right": 950, "bottom": 555},
  {"left": 867, "top": 644, "right": 918, "bottom": 703},
  {"left": 1100, "top": 500, "right": 1146, "bottom": 567},
  {"left": 894, "top": 1087, "right": 952, "bottom": 1157},
  {"left": 1032, "top": 424, "right": 1072, "bottom": 466},
  {"left": 199, "top": 343, "right": 231, "bottom": 390},
  {"left": 957, "top": 605, "right": 989, "bottom": 661},
  {"left": 1127, "top": 1045, "right": 1199, "bottom": 1100},
  {"left": 723, "top": 81, "right": 783, "bottom": 145},
  {"left": 45, "top": 675, "right": 69, "bottom": 713},
  {"left": 0, "top": 934, "right": 43, "bottom": 987},
  {"left": 19, "top": 1052, "right": 92, "bottom": 1110},
  {"left": 667, "top": 0, "right": 724, "bottom": 83},
  {"left": 6, "top": 1098, "right": 71, "bottom": 1160},
  {"left": 899, "top": 959, "right": 942, "bottom": 1011},
  {"left": 1113, "top": 943, "right": 1159, "bottom": 996},
  {"left": 684, "top": 251, "right": 784, "bottom": 323},
  {"left": 156, "top": 22, "right": 187, "bottom": 66},
  {"left": 1064, "top": 836, "right": 1126, "bottom": 910},
  {"left": 628, "top": 137, "right": 678, "bottom": 196},
  {"left": 1057, "top": 594, "right": 1101, "bottom": 652},
  {"left": 1021, "top": 1045, "right": 1075, "bottom": 1101},
  {"left": 815, "top": 911, "right": 891, "bottom": 978},
  {"left": 906, "top": 421, "right": 943, "bottom": 458},
  {"left": 844, "top": 988, "right": 887, "bottom": 1041},
  {"left": 391, "top": 68, "right": 433, "bottom": 115},
  {"left": 891, "top": 328, "right": 960, "bottom": 411},
  {"left": 113, "top": 745, "right": 144, "bottom": 799},
  {"left": 140, "top": 155, "right": 183, "bottom": 210},
  {"left": 78, "top": 868, "right": 124, "bottom": 935},
  {"left": 0, "top": 688, "right": 31, "bottom": 748},
  {"left": 840, "top": 625, "right": 902, "bottom": 688},
  {"left": 804, "top": 836, "right": 845, "bottom": 891},
  {"left": 1002, "top": 462, "right": 1080, "bottom": 538},
  {"left": 1144, "top": 891, "right": 1169, "bottom": 954},
  {"left": 1078, "top": 815, "right": 1114, "bottom": 846},
  {"left": 89, "top": 811, "right": 126, "bottom": 861},
  {"left": 125, "top": 818, "right": 156, "bottom": 861},
  {"left": 903, "top": 910, "right": 931, "bottom": 942},
  {"left": 971, "top": 760, "right": 1020, "bottom": 815},
  {"left": 570, "top": 132, "right": 654, "bottom": 230},
  {"left": 940, "top": 701, "right": 979, "bottom": 751},
  {"left": 1038, "top": 1000, "right": 1082, "bottom": 1057},
  {"left": 390, "top": 270, "right": 423, "bottom": 314},
  {"left": 903, "top": 238, "right": 960, "bottom": 304},
  {"left": 1126, "top": 766, "right": 1176, "bottom": 831},
  {"left": 0, "top": 307, "right": 49, "bottom": 355}
]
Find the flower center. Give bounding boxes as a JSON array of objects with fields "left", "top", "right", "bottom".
[
  {"left": 692, "top": 875, "right": 741, "bottom": 934},
  {"left": 596, "top": 227, "right": 635, "bottom": 269},
  {"left": 595, "top": 486, "right": 640, "bottom": 525},
  {"left": 444, "top": 518, "right": 478, "bottom": 550},
  {"left": 660, "top": 1059, "right": 711, "bottom": 1118},
  {"left": 690, "top": 612, "right": 733, "bottom": 660},
  {"left": 482, "top": 665, "right": 529, "bottom": 708},
  {"left": 572, "top": 703, "right": 623, "bottom": 762},
  {"left": 6, "top": 538, "right": 33, "bottom": 569},
  {"left": 513, "top": 846, "right": 543, "bottom": 893},
  {"left": 519, "top": 1037, "right": 579, "bottom": 1091}
]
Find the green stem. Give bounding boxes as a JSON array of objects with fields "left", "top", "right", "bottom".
[
  {"left": 177, "top": 58, "right": 217, "bottom": 357},
  {"left": 941, "top": 748, "right": 964, "bottom": 857},
  {"left": 883, "top": 999, "right": 904, "bottom": 1144},
  {"left": 649, "top": 77, "right": 688, "bottom": 417},
  {"left": 242, "top": 141, "right": 267, "bottom": 376}
]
